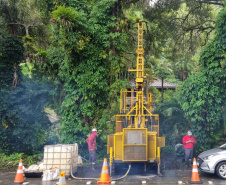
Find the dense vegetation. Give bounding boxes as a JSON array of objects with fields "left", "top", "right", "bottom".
[
  {"left": 0, "top": 0, "right": 225, "bottom": 164},
  {"left": 179, "top": 6, "right": 226, "bottom": 153}
]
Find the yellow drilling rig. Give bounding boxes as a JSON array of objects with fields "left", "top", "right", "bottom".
[{"left": 107, "top": 20, "right": 165, "bottom": 175}]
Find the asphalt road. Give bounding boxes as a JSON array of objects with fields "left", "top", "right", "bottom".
[{"left": 1, "top": 169, "right": 226, "bottom": 185}]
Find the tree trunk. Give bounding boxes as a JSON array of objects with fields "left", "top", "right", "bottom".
[{"left": 25, "top": 25, "right": 29, "bottom": 36}]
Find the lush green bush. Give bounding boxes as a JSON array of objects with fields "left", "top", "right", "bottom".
[
  {"left": 35, "top": 0, "right": 130, "bottom": 158},
  {"left": 0, "top": 152, "right": 43, "bottom": 171},
  {"left": 179, "top": 6, "right": 226, "bottom": 153}
]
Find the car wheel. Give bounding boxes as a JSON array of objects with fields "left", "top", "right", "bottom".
[{"left": 216, "top": 162, "right": 226, "bottom": 180}]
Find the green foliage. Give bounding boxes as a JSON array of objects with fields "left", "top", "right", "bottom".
[
  {"left": 23, "top": 153, "right": 43, "bottom": 167},
  {"left": 179, "top": 6, "right": 226, "bottom": 152},
  {"left": 156, "top": 66, "right": 171, "bottom": 80},
  {"left": 2, "top": 0, "right": 224, "bottom": 161},
  {"left": 31, "top": 0, "right": 130, "bottom": 157},
  {"left": 20, "top": 62, "right": 34, "bottom": 78},
  {"left": 52, "top": 5, "right": 79, "bottom": 22},
  {"left": 0, "top": 153, "right": 24, "bottom": 170},
  {"left": 38, "top": 0, "right": 93, "bottom": 13},
  {"left": 0, "top": 152, "right": 43, "bottom": 170},
  {"left": 142, "top": 0, "right": 223, "bottom": 82}
]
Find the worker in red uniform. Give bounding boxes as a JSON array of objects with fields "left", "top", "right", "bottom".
[
  {"left": 183, "top": 130, "right": 196, "bottom": 167},
  {"left": 86, "top": 128, "right": 97, "bottom": 170}
]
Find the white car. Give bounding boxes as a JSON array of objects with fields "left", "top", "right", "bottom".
[{"left": 197, "top": 143, "right": 226, "bottom": 179}]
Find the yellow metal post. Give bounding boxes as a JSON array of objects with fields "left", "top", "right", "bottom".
[
  {"left": 110, "top": 147, "right": 113, "bottom": 165},
  {"left": 109, "top": 147, "right": 113, "bottom": 176},
  {"left": 120, "top": 90, "right": 122, "bottom": 111},
  {"left": 124, "top": 91, "right": 126, "bottom": 113},
  {"left": 157, "top": 147, "right": 162, "bottom": 175},
  {"left": 157, "top": 147, "right": 160, "bottom": 164}
]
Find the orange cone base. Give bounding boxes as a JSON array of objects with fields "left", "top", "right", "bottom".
[
  {"left": 14, "top": 175, "right": 24, "bottom": 183},
  {"left": 97, "top": 180, "right": 112, "bottom": 184},
  {"left": 189, "top": 180, "right": 203, "bottom": 184}
]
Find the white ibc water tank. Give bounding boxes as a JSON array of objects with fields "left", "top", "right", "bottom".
[{"left": 43, "top": 144, "right": 78, "bottom": 176}]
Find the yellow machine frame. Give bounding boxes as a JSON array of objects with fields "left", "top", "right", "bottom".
[{"left": 107, "top": 20, "right": 165, "bottom": 174}]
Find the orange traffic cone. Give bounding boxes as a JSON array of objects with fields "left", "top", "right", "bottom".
[
  {"left": 58, "top": 172, "right": 67, "bottom": 185},
  {"left": 14, "top": 159, "right": 24, "bottom": 184},
  {"left": 97, "top": 158, "right": 112, "bottom": 184},
  {"left": 189, "top": 158, "right": 203, "bottom": 184}
]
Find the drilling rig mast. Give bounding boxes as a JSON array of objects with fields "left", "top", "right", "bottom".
[{"left": 107, "top": 20, "right": 165, "bottom": 175}]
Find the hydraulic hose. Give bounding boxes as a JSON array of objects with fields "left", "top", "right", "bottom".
[
  {"left": 70, "top": 150, "right": 98, "bottom": 180},
  {"left": 111, "top": 164, "right": 131, "bottom": 181},
  {"left": 58, "top": 144, "right": 131, "bottom": 180}
]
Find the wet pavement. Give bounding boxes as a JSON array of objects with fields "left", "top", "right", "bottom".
[{"left": 1, "top": 168, "right": 225, "bottom": 185}]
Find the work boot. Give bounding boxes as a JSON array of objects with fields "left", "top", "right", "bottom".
[
  {"left": 92, "top": 163, "right": 95, "bottom": 170},
  {"left": 189, "top": 159, "right": 192, "bottom": 166},
  {"left": 185, "top": 161, "right": 190, "bottom": 168}
]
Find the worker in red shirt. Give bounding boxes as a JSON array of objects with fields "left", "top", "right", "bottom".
[
  {"left": 86, "top": 128, "right": 97, "bottom": 170},
  {"left": 183, "top": 130, "right": 196, "bottom": 166}
]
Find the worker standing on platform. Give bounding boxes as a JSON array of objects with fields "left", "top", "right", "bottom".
[
  {"left": 86, "top": 128, "right": 97, "bottom": 170},
  {"left": 183, "top": 130, "right": 196, "bottom": 167}
]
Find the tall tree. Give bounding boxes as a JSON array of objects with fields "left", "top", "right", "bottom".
[
  {"left": 0, "top": 0, "right": 54, "bottom": 154},
  {"left": 31, "top": 0, "right": 131, "bottom": 155},
  {"left": 179, "top": 5, "right": 226, "bottom": 152},
  {"left": 0, "top": 0, "right": 45, "bottom": 36},
  {"left": 142, "top": 0, "right": 224, "bottom": 80}
]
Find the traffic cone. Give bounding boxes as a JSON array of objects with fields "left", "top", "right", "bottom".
[
  {"left": 14, "top": 159, "right": 24, "bottom": 184},
  {"left": 189, "top": 158, "right": 203, "bottom": 184},
  {"left": 58, "top": 172, "right": 67, "bottom": 185},
  {"left": 97, "top": 158, "right": 112, "bottom": 184}
]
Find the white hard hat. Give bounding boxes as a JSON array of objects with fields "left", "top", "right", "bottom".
[{"left": 92, "top": 128, "right": 97, "bottom": 132}]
